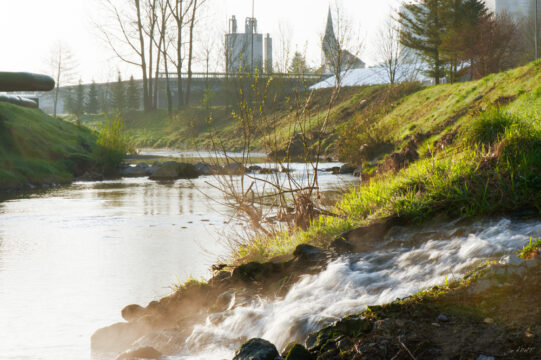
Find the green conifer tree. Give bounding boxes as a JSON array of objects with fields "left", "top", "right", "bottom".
[
  {"left": 111, "top": 73, "right": 126, "bottom": 113},
  {"left": 399, "top": 0, "right": 448, "bottom": 84},
  {"left": 126, "top": 76, "right": 140, "bottom": 111},
  {"left": 86, "top": 81, "right": 100, "bottom": 114}
]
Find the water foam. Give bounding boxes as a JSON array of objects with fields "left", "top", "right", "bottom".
[{"left": 173, "top": 218, "right": 541, "bottom": 359}]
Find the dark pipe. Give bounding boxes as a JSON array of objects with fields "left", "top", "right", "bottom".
[
  {"left": 0, "top": 94, "right": 39, "bottom": 109},
  {"left": 0, "top": 72, "right": 55, "bottom": 92}
]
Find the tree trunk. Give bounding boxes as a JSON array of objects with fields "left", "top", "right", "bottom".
[
  {"left": 185, "top": 0, "right": 197, "bottom": 106},
  {"left": 135, "top": 0, "right": 150, "bottom": 111}
]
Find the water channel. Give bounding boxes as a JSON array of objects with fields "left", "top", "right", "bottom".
[{"left": 0, "top": 152, "right": 355, "bottom": 360}]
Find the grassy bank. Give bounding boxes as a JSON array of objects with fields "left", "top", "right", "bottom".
[
  {"left": 233, "top": 60, "right": 541, "bottom": 262},
  {"left": 79, "top": 85, "right": 414, "bottom": 153},
  {"left": 0, "top": 102, "right": 97, "bottom": 191}
]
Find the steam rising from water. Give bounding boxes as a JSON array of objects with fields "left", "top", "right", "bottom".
[{"left": 174, "top": 218, "right": 541, "bottom": 359}]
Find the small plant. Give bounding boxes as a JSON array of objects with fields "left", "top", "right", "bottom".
[
  {"left": 94, "top": 114, "right": 134, "bottom": 175},
  {"left": 519, "top": 237, "right": 541, "bottom": 259},
  {"left": 466, "top": 108, "right": 517, "bottom": 146}
]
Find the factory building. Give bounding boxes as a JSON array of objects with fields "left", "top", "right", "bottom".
[{"left": 225, "top": 16, "right": 273, "bottom": 74}]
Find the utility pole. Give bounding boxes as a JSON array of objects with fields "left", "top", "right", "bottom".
[
  {"left": 251, "top": 0, "right": 255, "bottom": 75},
  {"left": 535, "top": 0, "right": 539, "bottom": 60}
]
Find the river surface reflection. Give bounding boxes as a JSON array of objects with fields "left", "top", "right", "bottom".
[{"left": 0, "top": 158, "right": 356, "bottom": 360}]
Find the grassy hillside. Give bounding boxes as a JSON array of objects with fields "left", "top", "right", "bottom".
[
  {"left": 0, "top": 103, "right": 97, "bottom": 191},
  {"left": 233, "top": 60, "right": 541, "bottom": 262}
]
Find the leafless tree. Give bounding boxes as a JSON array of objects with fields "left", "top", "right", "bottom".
[
  {"left": 185, "top": 0, "right": 207, "bottom": 106},
  {"left": 377, "top": 12, "right": 414, "bottom": 85},
  {"left": 45, "top": 41, "right": 78, "bottom": 117},
  {"left": 99, "top": 0, "right": 152, "bottom": 111},
  {"left": 322, "top": 2, "right": 364, "bottom": 88},
  {"left": 275, "top": 21, "right": 293, "bottom": 74},
  {"left": 167, "top": 0, "right": 195, "bottom": 110}
]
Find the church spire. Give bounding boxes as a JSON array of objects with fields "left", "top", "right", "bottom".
[{"left": 325, "top": 6, "right": 335, "bottom": 42}]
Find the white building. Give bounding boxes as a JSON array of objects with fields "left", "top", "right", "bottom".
[
  {"left": 225, "top": 16, "right": 272, "bottom": 74},
  {"left": 495, "top": 0, "right": 536, "bottom": 19}
]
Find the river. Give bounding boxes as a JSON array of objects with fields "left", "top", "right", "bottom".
[{"left": 0, "top": 152, "right": 356, "bottom": 360}]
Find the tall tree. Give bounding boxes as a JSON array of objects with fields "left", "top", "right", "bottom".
[
  {"left": 74, "top": 80, "right": 85, "bottom": 124},
  {"left": 101, "top": 0, "right": 151, "bottom": 111},
  {"left": 399, "top": 0, "right": 447, "bottom": 84},
  {"left": 185, "top": 0, "right": 206, "bottom": 106},
  {"left": 288, "top": 52, "right": 311, "bottom": 74},
  {"left": 167, "top": 0, "right": 194, "bottom": 110},
  {"left": 111, "top": 73, "right": 126, "bottom": 113},
  {"left": 441, "top": 0, "right": 488, "bottom": 82},
  {"left": 126, "top": 76, "right": 141, "bottom": 110},
  {"left": 46, "top": 41, "right": 77, "bottom": 118},
  {"left": 86, "top": 81, "right": 100, "bottom": 114}
]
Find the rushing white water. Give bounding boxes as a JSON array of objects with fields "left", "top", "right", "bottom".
[
  {"left": 172, "top": 217, "right": 541, "bottom": 360},
  {"left": 0, "top": 153, "right": 355, "bottom": 360}
]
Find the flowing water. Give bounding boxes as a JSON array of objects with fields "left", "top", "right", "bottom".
[
  {"left": 172, "top": 217, "right": 541, "bottom": 360},
  {"left": 0, "top": 153, "right": 355, "bottom": 360}
]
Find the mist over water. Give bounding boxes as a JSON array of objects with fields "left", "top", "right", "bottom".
[
  {"left": 0, "top": 156, "right": 355, "bottom": 360},
  {"left": 173, "top": 218, "right": 541, "bottom": 359}
]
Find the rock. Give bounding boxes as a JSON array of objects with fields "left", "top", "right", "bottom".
[
  {"left": 76, "top": 171, "right": 104, "bottom": 182},
  {"left": 248, "top": 165, "right": 262, "bottom": 172},
  {"left": 284, "top": 343, "right": 312, "bottom": 360},
  {"left": 379, "top": 139, "right": 419, "bottom": 173},
  {"left": 149, "top": 162, "right": 180, "bottom": 180},
  {"left": 223, "top": 163, "right": 247, "bottom": 175},
  {"left": 91, "top": 322, "right": 149, "bottom": 354},
  {"left": 472, "top": 279, "right": 492, "bottom": 294},
  {"left": 437, "top": 314, "right": 449, "bottom": 323},
  {"left": 121, "top": 304, "right": 145, "bottom": 322},
  {"left": 334, "top": 316, "right": 372, "bottom": 337},
  {"left": 499, "top": 255, "right": 524, "bottom": 267},
  {"left": 339, "top": 164, "right": 356, "bottom": 174},
  {"left": 293, "top": 244, "right": 328, "bottom": 263},
  {"left": 336, "top": 337, "right": 354, "bottom": 352},
  {"left": 476, "top": 355, "right": 495, "bottom": 360},
  {"left": 120, "top": 166, "right": 149, "bottom": 178},
  {"left": 116, "top": 346, "right": 162, "bottom": 360},
  {"left": 215, "top": 291, "right": 235, "bottom": 310},
  {"left": 232, "top": 262, "right": 276, "bottom": 282},
  {"left": 195, "top": 162, "right": 222, "bottom": 175},
  {"left": 352, "top": 168, "right": 362, "bottom": 177},
  {"left": 330, "top": 167, "right": 340, "bottom": 175},
  {"left": 329, "top": 238, "right": 355, "bottom": 254},
  {"left": 233, "top": 338, "right": 279, "bottom": 360},
  {"left": 149, "top": 162, "right": 199, "bottom": 180}
]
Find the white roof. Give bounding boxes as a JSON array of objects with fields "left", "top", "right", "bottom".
[{"left": 310, "top": 65, "right": 432, "bottom": 89}]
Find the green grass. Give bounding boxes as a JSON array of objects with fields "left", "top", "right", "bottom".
[
  {"left": 230, "top": 61, "right": 541, "bottom": 263},
  {"left": 0, "top": 102, "right": 98, "bottom": 190},
  {"left": 519, "top": 237, "right": 541, "bottom": 259}
]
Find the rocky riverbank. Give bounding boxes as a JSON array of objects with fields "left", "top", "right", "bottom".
[{"left": 91, "top": 216, "right": 541, "bottom": 360}]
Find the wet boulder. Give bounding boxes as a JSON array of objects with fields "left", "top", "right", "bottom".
[
  {"left": 293, "top": 244, "right": 328, "bottom": 264},
  {"left": 334, "top": 316, "right": 372, "bottom": 337},
  {"left": 284, "top": 343, "right": 312, "bottom": 360},
  {"left": 232, "top": 262, "right": 277, "bottom": 282},
  {"left": 194, "top": 162, "right": 222, "bottom": 175},
  {"left": 116, "top": 346, "right": 162, "bottom": 360},
  {"left": 233, "top": 338, "right": 280, "bottom": 360},
  {"left": 91, "top": 322, "right": 150, "bottom": 354},
  {"left": 223, "top": 163, "right": 247, "bottom": 175},
  {"left": 149, "top": 162, "right": 199, "bottom": 180},
  {"left": 329, "top": 238, "right": 355, "bottom": 254},
  {"left": 120, "top": 165, "right": 149, "bottom": 178},
  {"left": 338, "top": 164, "right": 357, "bottom": 175},
  {"left": 121, "top": 304, "right": 145, "bottom": 322}
]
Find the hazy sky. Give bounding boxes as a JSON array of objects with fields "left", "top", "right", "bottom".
[{"left": 0, "top": 0, "right": 495, "bottom": 83}]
